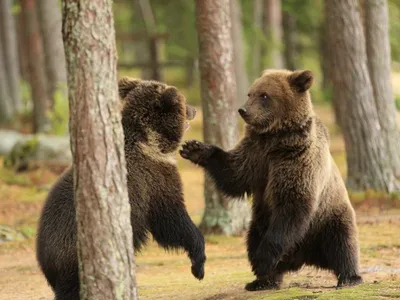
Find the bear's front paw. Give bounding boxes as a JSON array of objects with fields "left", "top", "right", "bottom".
[
  {"left": 180, "top": 140, "right": 213, "bottom": 166},
  {"left": 190, "top": 254, "right": 206, "bottom": 280},
  {"left": 245, "top": 278, "right": 280, "bottom": 291}
]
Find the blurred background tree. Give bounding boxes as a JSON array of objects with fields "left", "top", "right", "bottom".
[{"left": 1, "top": 0, "right": 400, "bottom": 235}]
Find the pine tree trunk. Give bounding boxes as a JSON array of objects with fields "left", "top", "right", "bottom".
[
  {"left": 263, "top": 0, "right": 285, "bottom": 68},
  {"left": 282, "top": 11, "right": 297, "bottom": 70},
  {"left": 0, "top": 36, "right": 13, "bottom": 123},
  {"left": 0, "top": 0, "right": 22, "bottom": 113},
  {"left": 325, "top": 0, "right": 400, "bottom": 192},
  {"left": 230, "top": 0, "right": 249, "bottom": 105},
  {"left": 364, "top": 0, "right": 400, "bottom": 178},
  {"left": 196, "top": 0, "right": 251, "bottom": 236},
  {"left": 251, "top": 0, "right": 263, "bottom": 80},
  {"left": 37, "top": 0, "right": 67, "bottom": 107},
  {"left": 62, "top": 1, "right": 138, "bottom": 299},
  {"left": 21, "top": 0, "right": 50, "bottom": 133}
]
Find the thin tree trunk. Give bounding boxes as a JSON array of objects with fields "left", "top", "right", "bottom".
[
  {"left": 0, "top": 0, "right": 22, "bottom": 113},
  {"left": 282, "top": 11, "right": 297, "bottom": 70},
  {"left": 0, "top": 37, "right": 13, "bottom": 123},
  {"left": 325, "top": 0, "right": 400, "bottom": 192},
  {"left": 364, "top": 0, "right": 400, "bottom": 178},
  {"left": 37, "top": 0, "right": 67, "bottom": 107},
  {"left": 230, "top": 0, "right": 249, "bottom": 105},
  {"left": 62, "top": 1, "right": 138, "bottom": 299},
  {"left": 251, "top": 0, "right": 263, "bottom": 79},
  {"left": 263, "top": 0, "right": 285, "bottom": 68},
  {"left": 17, "top": 13, "right": 29, "bottom": 83},
  {"left": 21, "top": 0, "right": 50, "bottom": 133},
  {"left": 196, "top": 0, "right": 251, "bottom": 235}
]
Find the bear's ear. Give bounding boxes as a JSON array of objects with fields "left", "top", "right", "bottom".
[
  {"left": 160, "top": 87, "right": 181, "bottom": 111},
  {"left": 288, "top": 70, "right": 314, "bottom": 92},
  {"left": 118, "top": 77, "right": 141, "bottom": 99}
]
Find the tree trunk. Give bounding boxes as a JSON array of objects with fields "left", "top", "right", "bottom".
[
  {"left": 62, "top": 1, "right": 138, "bottom": 299},
  {"left": 21, "top": 0, "right": 50, "bottom": 133},
  {"left": 230, "top": 0, "right": 249, "bottom": 105},
  {"left": 325, "top": 0, "right": 400, "bottom": 192},
  {"left": 263, "top": 0, "right": 285, "bottom": 68},
  {"left": 0, "top": 36, "right": 13, "bottom": 123},
  {"left": 251, "top": 0, "right": 263, "bottom": 80},
  {"left": 282, "top": 11, "right": 297, "bottom": 70},
  {"left": 0, "top": 0, "right": 22, "bottom": 113},
  {"left": 37, "top": 0, "right": 67, "bottom": 107},
  {"left": 364, "top": 0, "right": 400, "bottom": 178},
  {"left": 195, "top": 0, "right": 251, "bottom": 235},
  {"left": 17, "top": 13, "right": 29, "bottom": 83}
]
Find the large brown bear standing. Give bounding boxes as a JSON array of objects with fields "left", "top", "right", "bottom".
[
  {"left": 180, "top": 69, "right": 362, "bottom": 291},
  {"left": 37, "top": 78, "right": 206, "bottom": 300}
]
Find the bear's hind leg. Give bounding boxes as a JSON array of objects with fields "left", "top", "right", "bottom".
[
  {"left": 54, "top": 276, "right": 80, "bottom": 300},
  {"left": 321, "top": 218, "right": 363, "bottom": 288}
]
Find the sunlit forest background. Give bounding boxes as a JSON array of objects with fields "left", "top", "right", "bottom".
[{"left": 0, "top": 0, "right": 400, "bottom": 299}]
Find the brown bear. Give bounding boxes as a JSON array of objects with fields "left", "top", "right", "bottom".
[
  {"left": 37, "top": 78, "right": 206, "bottom": 300},
  {"left": 180, "top": 69, "right": 362, "bottom": 291}
]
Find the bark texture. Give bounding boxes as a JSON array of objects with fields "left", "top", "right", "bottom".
[
  {"left": 230, "top": 0, "right": 249, "bottom": 105},
  {"left": 37, "top": 0, "right": 67, "bottom": 106},
  {"left": 263, "top": 0, "right": 284, "bottom": 68},
  {"left": 364, "top": 0, "right": 400, "bottom": 177},
  {"left": 62, "top": 1, "right": 138, "bottom": 299},
  {"left": 325, "top": 0, "right": 400, "bottom": 192},
  {"left": 196, "top": 0, "right": 251, "bottom": 235},
  {"left": 0, "top": 0, "right": 22, "bottom": 113},
  {"left": 21, "top": 0, "right": 50, "bottom": 133}
]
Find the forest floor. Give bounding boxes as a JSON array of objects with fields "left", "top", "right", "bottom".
[{"left": 1, "top": 105, "right": 400, "bottom": 300}]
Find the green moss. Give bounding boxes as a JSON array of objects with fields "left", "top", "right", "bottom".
[{"left": 4, "top": 137, "right": 39, "bottom": 171}]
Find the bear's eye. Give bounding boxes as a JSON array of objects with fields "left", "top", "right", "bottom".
[{"left": 260, "top": 93, "right": 269, "bottom": 100}]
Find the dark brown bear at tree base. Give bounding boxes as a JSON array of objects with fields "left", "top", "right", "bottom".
[
  {"left": 36, "top": 78, "right": 206, "bottom": 300},
  {"left": 180, "top": 69, "right": 363, "bottom": 291}
]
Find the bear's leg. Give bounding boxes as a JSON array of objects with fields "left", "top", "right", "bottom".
[
  {"left": 245, "top": 221, "right": 295, "bottom": 291},
  {"left": 320, "top": 219, "right": 363, "bottom": 288},
  {"left": 149, "top": 201, "right": 206, "bottom": 280},
  {"left": 54, "top": 273, "right": 80, "bottom": 300}
]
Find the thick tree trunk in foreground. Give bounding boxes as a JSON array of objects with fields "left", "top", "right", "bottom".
[
  {"left": 230, "top": 0, "right": 249, "bottom": 105},
  {"left": 364, "top": 0, "right": 400, "bottom": 178},
  {"left": 62, "top": 1, "right": 138, "bottom": 299},
  {"left": 325, "top": 0, "right": 400, "bottom": 192},
  {"left": 37, "top": 0, "right": 67, "bottom": 107},
  {"left": 263, "top": 0, "right": 284, "bottom": 68},
  {"left": 0, "top": 0, "right": 22, "bottom": 114},
  {"left": 21, "top": 0, "right": 50, "bottom": 133},
  {"left": 196, "top": 0, "right": 251, "bottom": 235}
]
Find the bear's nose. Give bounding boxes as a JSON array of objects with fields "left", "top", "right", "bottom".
[{"left": 238, "top": 107, "right": 247, "bottom": 116}]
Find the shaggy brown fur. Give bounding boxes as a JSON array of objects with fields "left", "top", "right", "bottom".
[
  {"left": 180, "top": 70, "right": 362, "bottom": 291},
  {"left": 37, "top": 78, "right": 205, "bottom": 300}
]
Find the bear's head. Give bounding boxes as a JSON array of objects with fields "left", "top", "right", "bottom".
[
  {"left": 118, "top": 77, "right": 196, "bottom": 154},
  {"left": 239, "top": 69, "right": 314, "bottom": 133}
]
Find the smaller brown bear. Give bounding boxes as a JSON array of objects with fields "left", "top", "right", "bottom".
[
  {"left": 180, "top": 69, "right": 363, "bottom": 291},
  {"left": 37, "top": 78, "right": 205, "bottom": 300}
]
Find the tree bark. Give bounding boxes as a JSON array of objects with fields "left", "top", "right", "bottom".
[
  {"left": 230, "top": 0, "right": 249, "bottom": 105},
  {"left": 263, "top": 0, "right": 285, "bottom": 68},
  {"left": 0, "top": 0, "right": 22, "bottom": 114},
  {"left": 364, "top": 0, "right": 400, "bottom": 178},
  {"left": 0, "top": 36, "right": 13, "bottom": 123},
  {"left": 282, "top": 11, "right": 297, "bottom": 70},
  {"left": 325, "top": 0, "right": 400, "bottom": 192},
  {"left": 251, "top": 0, "right": 263, "bottom": 80},
  {"left": 62, "top": 1, "right": 138, "bottom": 299},
  {"left": 37, "top": 0, "right": 67, "bottom": 107},
  {"left": 21, "top": 0, "right": 50, "bottom": 133},
  {"left": 195, "top": 0, "right": 251, "bottom": 235}
]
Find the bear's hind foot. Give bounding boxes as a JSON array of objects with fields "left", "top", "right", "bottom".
[
  {"left": 336, "top": 275, "right": 363, "bottom": 289},
  {"left": 245, "top": 278, "right": 280, "bottom": 291}
]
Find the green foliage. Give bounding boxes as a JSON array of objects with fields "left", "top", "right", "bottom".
[
  {"left": 48, "top": 85, "right": 69, "bottom": 136},
  {"left": 4, "top": 137, "right": 39, "bottom": 171},
  {"left": 395, "top": 95, "right": 400, "bottom": 111}
]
